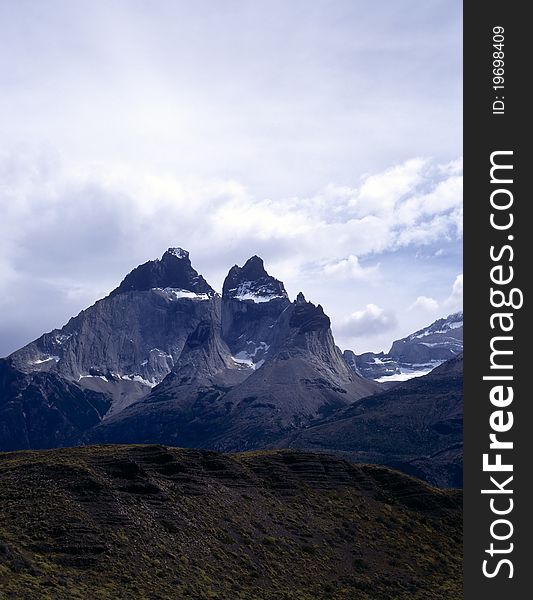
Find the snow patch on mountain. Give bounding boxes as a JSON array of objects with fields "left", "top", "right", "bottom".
[
  {"left": 231, "top": 282, "right": 286, "bottom": 303},
  {"left": 407, "top": 312, "right": 463, "bottom": 341},
  {"left": 32, "top": 355, "right": 60, "bottom": 365},
  {"left": 154, "top": 287, "right": 211, "bottom": 301},
  {"left": 53, "top": 334, "right": 72, "bottom": 345},
  {"left": 375, "top": 361, "right": 444, "bottom": 383},
  {"left": 166, "top": 247, "right": 189, "bottom": 259},
  {"left": 232, "top": 342, "right": 270, "bottom": 369}
]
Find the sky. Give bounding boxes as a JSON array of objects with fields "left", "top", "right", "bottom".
[{"left": 0, "top": 0, "right": 462, "bottom": 356}]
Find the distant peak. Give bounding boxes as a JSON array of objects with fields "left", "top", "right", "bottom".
[
  {"left": 222, "top": 255, "right": 289, "bottom": 303},
  {"left": 110, "top": 248, "right": 214, "bottom": 297},
  {"left": 165, "top": 247, "right": 189, "bottom": 260},
  {"left": 243, "top": 255, "right": 264, "bottom": 268},
  {"left": 447, "top": 310, "right": 463, "bottom": 320},
  {"left": 296, "top": 292, "right": 306, "bottom": 304}
]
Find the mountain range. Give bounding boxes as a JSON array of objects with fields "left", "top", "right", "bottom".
[
  {"left": 0, "top": 248, "right": 463, "bottom": 487},
  {"left": 343, "top": 312, "right": 463, "bottom": 382}
]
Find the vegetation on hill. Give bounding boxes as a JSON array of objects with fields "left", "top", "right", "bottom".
[{"left": 0, "top": 445, "right": 462, "bottom": 599}]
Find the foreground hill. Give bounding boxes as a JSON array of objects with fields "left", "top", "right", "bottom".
[{"left": 0, "top": 445, "right": 462, "bottom": 600}]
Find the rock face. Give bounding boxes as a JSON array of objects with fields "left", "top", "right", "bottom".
[
  {"left": 0, "top": 359, "right": 110, "bottom": 451},
  {"left": 286, "top": 354, "right": 464, "bottom": 488},
  {"left": 207, "top": 293, "right": 378, "bottom": 451},
  {"left": 87, "top": 292, "right": 378, "bottom": 450},
  {"left": 221, "top": 255, "right": 291, "bottom": 367},
  {"left": 345, "top": 312, "right": 463, "bottom": 381},
  {"left": 8, "top": 248, "right": 220, "bottom": 410},
  {"left": 1, "top": 249, "right": 378, "bottom": 453},
  {"left": 0, "top": 445, "right": 463, "bottom": 600}
]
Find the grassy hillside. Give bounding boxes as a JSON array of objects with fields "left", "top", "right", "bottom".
[{"left": 0, "top": 445, "right": 462, "bottom": 599}]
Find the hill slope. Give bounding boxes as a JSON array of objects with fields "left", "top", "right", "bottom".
[
  {"left": 0, "top": 445, "right": 462, "bottom": 600},
  {"left": 287, "top": 355, "right": 463, "bottom": 488}
]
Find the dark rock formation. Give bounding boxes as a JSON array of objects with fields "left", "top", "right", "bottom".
[{"left": 286, "top": 354, "right": 463, "bottom": 488}]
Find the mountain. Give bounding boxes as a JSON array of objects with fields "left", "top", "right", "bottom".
[
  {"left": 1, "top": 248, "right": 222, "bottom": 451},
  {"left": 8, "top": 248, "right": 219, "bottom": 411},
  {"left": 87, "top": 292, "right": 378, "bottom": 450},
  {"left": 345, "top": 312, "right": 463, "bottom": 382},
  {"left": 206, "top": 292, "right": 378, "bottom": 450},
  {"left": 286, "top": 354, "right": 463, "bottom": 488},
  {"left": 0, "top": 358, "right": 110, "bottom": 451},
  {"left": 0, "top": 445, "right": 463, "bottom": 600},
  {"left": 221, "top": 255, "right": 291, "bottom": 368},
  {"left": 1, "top": 249, "right": 378, "bottom": 453}
]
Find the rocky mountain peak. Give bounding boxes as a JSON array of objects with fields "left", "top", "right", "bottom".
[
  {"left": 110, "top": 248, "right": 215, "bottom": 297},
  {"left": 222, "top": 256, "right": 288, "bottom": 302},
  {"left": 163, "top": 247, "right": 189, "bottom": 260},
  {"left": 289, "top": 298, "right": 330, "bottom": 333}
]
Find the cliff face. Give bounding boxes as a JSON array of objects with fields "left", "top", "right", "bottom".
[{"left": 8, "top": 248, "right": 221, "bottom": 408}]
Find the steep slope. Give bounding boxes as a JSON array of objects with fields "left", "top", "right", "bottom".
[
  {"left": 90, "top": 292, "right": 378, "bottom": 450},
  {"left": 0, "top": 359, "right": 110, "bottom": 451},
  {"left": 221, "top": 255, "right": 291, "bottom": 367},
  {"left": 346, "top": 312, "right": 463, "bottom": 381},
  {"left": 287, "top": 355, "right": 463, "bottom": 488},
  {"left": 87, "top": 318, "right": 251, "bottom": 447},
  {"left": 211, "top": 293, "right": 379, "bottom": 450},
  {"left": 8, "top": 248, "right": 219, "bottom": 411},
  {"left": 0, "top": 445, "right": 463, "bottom": 600}
]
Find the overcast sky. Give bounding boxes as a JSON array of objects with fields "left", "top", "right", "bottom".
[{"left": 0, "top": 0, "right": 462, "bottom": 356}]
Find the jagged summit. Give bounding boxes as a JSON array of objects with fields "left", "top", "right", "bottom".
[
  {"left": 110, "top": 248, "right": 215, "bottom": 297},
  {"left": 289, "top": 297, "right": 329, "bottom": 333},
  {"left": 221, "top": 256, "right": 291, "bottom": 366},
  {"left": 165, "top": 247, "right": 189, "bottom": 259},
  {"left": 222, "top": 256, "right": 288, "bottom": 303}
]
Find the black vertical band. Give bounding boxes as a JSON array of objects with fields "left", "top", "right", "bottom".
[{"left": 464, "top": 2, "right": 531, "bottom": 597}]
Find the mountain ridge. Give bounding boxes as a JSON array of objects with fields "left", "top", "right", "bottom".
[
  {"left": 2, "top": 248, "right": 379, "bottom": 454},
  {"left": 345, "top": 311, "right": 463, "bottom": 381}
]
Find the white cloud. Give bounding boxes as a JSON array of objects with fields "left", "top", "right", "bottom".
[
  {"left": 407, "top": 274, "right": 462, "bottom": 320},
  {"left": 444, "top": 273, "right": 463, "bottom": 311},
  {"left": 337, "top": 304, "right": 397, "bottom": 337},
  {"left": 0, "top": 152, "right": 462, "bottom": 356},
  {"left": 322, "top": 255, "right": 378, "bottom": 280},
  {"left": 410, "top": 296, "right": 439, "bottom": 313}
]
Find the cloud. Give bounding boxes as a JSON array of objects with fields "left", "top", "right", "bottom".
[
  {"left": 407, "top": 273, "right": 462, "bottom": 319},
  {"left": 410, "top": 296, "right": 439, "bottom": 313},
  {"left": 322, "top": 255, "right": 378, "bottom": 280},
  {"left": 444, "top": 273, "right": 463, "bottom": 311},
  {"left": 337, "top": 304, "right": 398, "bottom": 337},
  {"left": 0, "top": 153, "right": 463, "bottom": 281},
  {"left": 0, "top": 152, "right": 461, "bottom": 356}
]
